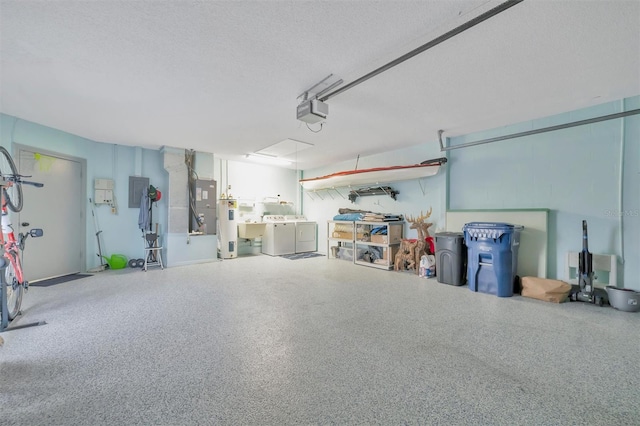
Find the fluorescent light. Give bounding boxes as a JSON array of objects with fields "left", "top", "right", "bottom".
[{"left": 245, "top": 153, "right": 292, "bottom": 166}]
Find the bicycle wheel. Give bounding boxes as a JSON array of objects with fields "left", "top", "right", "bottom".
[
  {"left": 3, "top": 252, "right": 23, "bottom": 320},
  {"left": 0, "top": 146, "right": 23, "bottom": 212}
]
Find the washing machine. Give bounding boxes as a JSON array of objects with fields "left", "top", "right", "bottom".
[
  {"left": 261, "top": 215, "right": 296, "bottom": 256},
  {"left": 285, "top": 215, "right": 318, "bottom": 253}
]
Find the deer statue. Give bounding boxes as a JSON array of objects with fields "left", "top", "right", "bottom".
[
  {"left": 407, "top": 207, "right": 434, "bottom": 243},
  {"left": 403, "top": 207, "right": 433, "bottom": 274},
  {"left": 394, "top": 239, "right": 416, "bottom": 272}
]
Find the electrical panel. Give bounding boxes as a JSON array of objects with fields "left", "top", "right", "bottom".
[
  {"left": 128, "top": 176, "right": 150, "bottom": 208},
  {"left": 191, "top": 179, "right": 217, "bottom": 234},
  {"left": 95, "top": 178, "right": 114, "bottom": 204}
]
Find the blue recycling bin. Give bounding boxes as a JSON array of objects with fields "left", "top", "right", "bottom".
[{"left": 463, "top": 222, "right": 523, "bottom": 297}]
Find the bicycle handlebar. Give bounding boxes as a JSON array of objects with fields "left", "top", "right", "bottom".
[
  {"left": 21, "top": 180, "right": 44, "bottom": 188},
  {"left": 1, "top": 174, "right": 44, "bottom": 188}
]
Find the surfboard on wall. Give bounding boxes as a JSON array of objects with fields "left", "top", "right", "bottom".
[{"left": 299, "top": 157, "right": 447, "bottom": 191}]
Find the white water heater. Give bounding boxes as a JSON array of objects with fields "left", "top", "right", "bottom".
[{"left": 218, "top": 199, "right": 238, "bottom": 259}]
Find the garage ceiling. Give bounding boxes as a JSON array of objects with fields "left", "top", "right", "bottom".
[{"left": 1, "top": 0, "right": 639, "bottom": 170}]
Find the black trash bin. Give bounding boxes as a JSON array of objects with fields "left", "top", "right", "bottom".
[{"left": 435, "top": 232, "right": 466, "bottom": 286}]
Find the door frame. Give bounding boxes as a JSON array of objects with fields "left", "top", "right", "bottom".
[{"left": 14, "top": 143, "right": 87, "bottom": 274}]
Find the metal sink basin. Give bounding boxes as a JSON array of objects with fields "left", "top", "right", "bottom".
[{"left": 238, "top": 222, "right": 267, "bottom": 239}]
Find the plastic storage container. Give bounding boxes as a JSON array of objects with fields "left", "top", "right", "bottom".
[
  {"left": 463, "top": 222, "right": 523, "bottom": 297},
  {"left": 435, "top": 232, "right": 466, "bottom": 286}
]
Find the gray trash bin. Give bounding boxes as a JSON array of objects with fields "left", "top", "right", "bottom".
[{"left": 435, "top": 232, "right": 466, "bottom": 286}]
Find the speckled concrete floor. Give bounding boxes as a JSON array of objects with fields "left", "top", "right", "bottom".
[{"left": 1, "top": 255, "right": 639, "bottom": 425}]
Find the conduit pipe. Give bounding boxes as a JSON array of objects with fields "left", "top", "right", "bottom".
[
  {"left": 319, "top": 0, "right": 524, "bottom": 102},
  {"left": 438, "top": 109, "right": 640, "bottom": 151},
  {"left": 618, "top": 100, "right": 626, "bottom": 266}
]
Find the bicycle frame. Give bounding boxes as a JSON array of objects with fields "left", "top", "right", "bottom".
[
  {"left": 0, "top": 155, "right": 44, "bottom": 331},
  {"left": 1, "top": 204, "right": 24, "bottom": 285},
  {"left": 0, "top": 181, "right": 21, "bottom": 330}
]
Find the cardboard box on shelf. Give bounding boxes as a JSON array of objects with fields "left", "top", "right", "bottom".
[
  {"left": 387, "top": 225, "right": 403, "bottom": 244},
  {"left": 370, "top": 225, "right": 402, "bottom": 244},
  {"left": 371, "top": 234, "right": 388, "bottom": 244},
  {"left": 382, "top": 245, "right": 399, "bottom": 261},
  {"left": 332, "top": 231, "right": 352, "bottom": 239},
  {"left": 332, "top": 231, "right": 368, "bottom": 240}
]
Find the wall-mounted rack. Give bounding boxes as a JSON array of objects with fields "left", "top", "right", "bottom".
[
  {"left": 348, "top": 186, "right": 398, "bottom": 203},
  {"left": 305, "top": 189, "right": 341, "bottom": 201}
]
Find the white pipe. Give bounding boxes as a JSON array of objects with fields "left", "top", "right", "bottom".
[
  {"left": 134, "top": 147, "right": 142, "bottom": 176},
  {"left": 218, "top": 158, "right": 226, "bottom": 198},
  {"left": 217, "top": 158, "right": 222, "bottom": 197},
  {"left": 225, "top": 159, "right": 229, "bottom": 195},
  {"left": 618, "top": 99, "right": 626, "bottom": 265},
  {"left": 297, "top": 169, "right": 303, "bottom": 215}
]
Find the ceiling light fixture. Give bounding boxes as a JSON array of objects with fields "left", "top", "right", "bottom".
[{"left": 245, "top": 153, "right": 292, "bottom": 166}]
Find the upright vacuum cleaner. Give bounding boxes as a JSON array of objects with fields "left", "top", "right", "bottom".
[{"left": 569, "top": 220, "right": 608, "bottom": 306}]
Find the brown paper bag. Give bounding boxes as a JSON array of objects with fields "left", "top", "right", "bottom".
[{"left": 521, "top": 276, "right": 572, "bottom": 303}]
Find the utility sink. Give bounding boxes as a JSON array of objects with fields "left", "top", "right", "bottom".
[{"left": 238, "top": 222, "right": 267, "bottom": 239}]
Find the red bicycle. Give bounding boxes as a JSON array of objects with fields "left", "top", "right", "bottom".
[{"left": 0, "top": 146, "right": 43, "bottom": 322}]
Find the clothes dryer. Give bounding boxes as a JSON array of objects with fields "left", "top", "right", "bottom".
[{"left": 285, "top": 215, "right": 318, "bottom": 253}]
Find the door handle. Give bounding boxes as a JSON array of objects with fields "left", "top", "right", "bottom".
[{"left": 21, "top": 222, "right": 30, "bottom": 227}]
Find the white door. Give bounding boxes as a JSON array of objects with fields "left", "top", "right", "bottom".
[{"left": 17, "top": 148, "right": 83, "bottom": 281}]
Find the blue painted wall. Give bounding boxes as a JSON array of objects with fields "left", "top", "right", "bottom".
[
  {"left": 447, "top": 96, "right": 639, "bottom": 289},
  {"left": 0, "top": 114, "right": 168, "bottom": 270}
]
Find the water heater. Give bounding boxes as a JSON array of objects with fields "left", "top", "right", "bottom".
[{"left": 218, "top": 199, "right": 238, "bottom": 259}]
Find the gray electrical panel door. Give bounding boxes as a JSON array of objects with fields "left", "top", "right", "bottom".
[
  {"left": 129, "top": 176, "right": 150, "bottom": 208},
  {"left": 192, "top": 179, "right": 217, "bottom": 234}
]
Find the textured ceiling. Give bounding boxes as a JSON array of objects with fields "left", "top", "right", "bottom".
[{"left": 1, "top": 0, "right": 639, "bottom": 170}]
